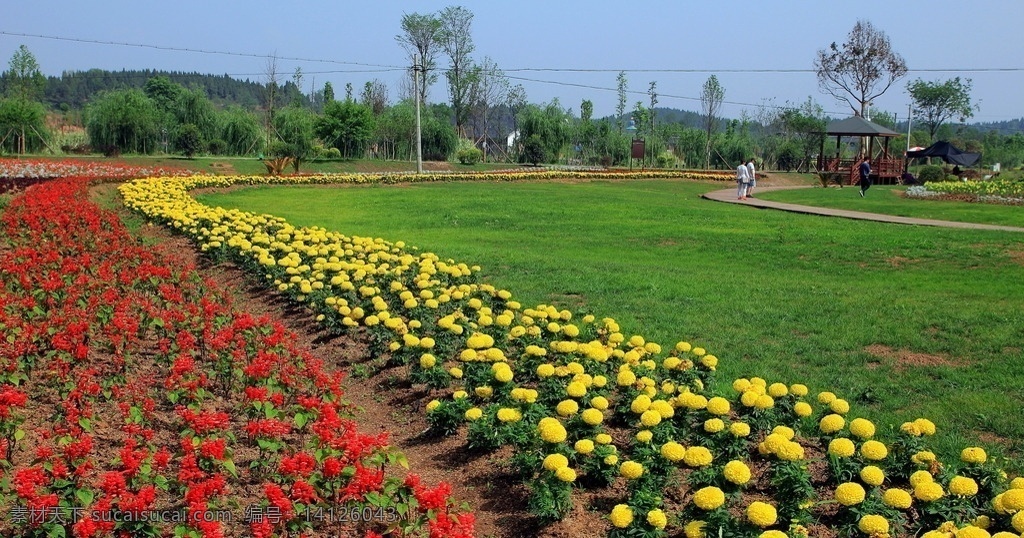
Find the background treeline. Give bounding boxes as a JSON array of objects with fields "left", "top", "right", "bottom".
[{"left": 4, "top": 66, "right": 1024, "bottom": 170}]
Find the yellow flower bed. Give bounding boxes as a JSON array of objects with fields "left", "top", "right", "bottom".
[{"left": 120, "top": 172, "right": 1023, "bottom": 538}]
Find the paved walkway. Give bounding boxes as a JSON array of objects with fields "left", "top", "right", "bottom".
[{"left": 703, "top": 185, "right": 1024, "bottom": 233}]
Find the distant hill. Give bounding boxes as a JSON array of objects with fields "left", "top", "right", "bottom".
[{"left": 23, "top": 69, "right": 306, "bottom": 110}]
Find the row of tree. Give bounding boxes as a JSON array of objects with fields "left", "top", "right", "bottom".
[{"left": 2, "top": 14, "right": 1023, "bottom": 169}]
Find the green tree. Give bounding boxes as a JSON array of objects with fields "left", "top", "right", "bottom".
[
  {"left": 3, "top": 45, "right": 46, "bottom": 101},
  {"left": 438, "top": 5, "right": 476, "bottom": 137},
  {"left": 315, "top": 100, "right": 375, "bottom": 158},
  {"left": 615, "top": 71, "right": 627, "bottom": 132},
  {"left": 776, "top": 97, "right": 826, "bottom": 172},
  {"left": 174, "top": 87, "right": 218, "bottom": 143},
  {"left": 0, "top": 98, "right": 49, "bottom": 154},
  {"left": 323, "top": 81, "right": 335, "bottom": 103},
  {"left": 700, "top": 75, "right": 724, "bottom": 169},
  {"left": 517, "top": 101, "right": 570, "bottom": 165},
  {"left": 815, "top": 20, "right": 907, "bottom": 117},
  {"left": 85, "top": 89, "right": 160, "bottom": 154},
  {"left": 273, "top": 106, "right": 316, "bottom": 172},
  {"left": 907, "top": 77, "right": 976, "bottom": 142},
  {"left": 421, "top": 105, "right": 458, "bottom": 160},
  {"left": 176, "top": 123, "right": 203, "bottom": 158},
  {"left": 396, "top": 12, "right": 442, "bottom": 105},
  {"left": 218, "top": 106, "right": 265, "bottom": 156}
]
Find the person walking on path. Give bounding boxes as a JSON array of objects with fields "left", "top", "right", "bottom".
[
  {"left": 736, "top": 160, "right": 751, "bottom": 200},
  {"left": 859, "top": 156, "right": 872, "bottom": 197},
  {"left": 746, "top": 158, "right": 757, "bottom": 198}
]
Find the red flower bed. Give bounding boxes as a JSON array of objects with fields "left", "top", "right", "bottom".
[{"left": 0, "top": 176, "right": 474, "bottom": 537}]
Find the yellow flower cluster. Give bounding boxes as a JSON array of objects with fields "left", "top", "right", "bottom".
[
  {"left": 746, "top": 501, "right": 777, "bottom": 527},
  {"left": 537, "top": 417, "right": 567, "bottom": 443},
  {"left": 693, "top": 486, "right": 726, "bottom": 510}
]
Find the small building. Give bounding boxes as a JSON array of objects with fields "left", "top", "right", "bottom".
[{"left": 816, "top": 116, "right": 903, "bottom": 185}]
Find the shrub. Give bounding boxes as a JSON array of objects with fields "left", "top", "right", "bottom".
[
  {"left": 207, "top": 139, "right": 227, "bottom": 156},
  {"left": 656, "top": 150, "right": 678, "bottom": 169},
  {"left": 521, "top": 135, "right": 546, "bottom": 166},
  {"left": 456, "top": 147, "right": 483, "bottom": 165},
  {"left": 917, "top": 165, "right": 947, "bottom": 183},
  {"left": 599, "top": 155, "right": 613, "bottom": 168},
  {"left": 324, "top": 147, "right": 341, "bottom": 159}
]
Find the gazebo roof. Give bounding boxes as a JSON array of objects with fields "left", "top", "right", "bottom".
[{"left": 823, "top": 116, "right": 901, "bottom": 137}]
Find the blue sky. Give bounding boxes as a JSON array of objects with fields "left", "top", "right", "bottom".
[{"left": 4, "top": 0, "right": 1023, "bottom": 122}]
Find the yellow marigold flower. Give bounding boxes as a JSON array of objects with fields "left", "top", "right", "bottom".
[
  {"left": 1001, "top": 488, "right": 1024, "bottom": 511},
  {"left": 426, "top": 399, "right": 441, "bottom": 412},
  {"left": 543, "top": 453, "right": 569, "bottom": 471},
  {"left": 574, "top": 439, "right": 594, "bottom": 454},
  {"left": 760, "top": 532, "right": 787, "bottom": 538},
  {"left": 973, "top": 515, "right": 991, "bottom": 530},
  {"left": 693, "top": 486, "right": 726, "bottom": 510},
  {"left": 820, "top": 414, "right": 846, "bottom": 434},
  {"left": 761, "top": 433, "right": 787, "bottom": 455},
  {"left": 772, "top": 425, "right": 795, "bottom": 440},
  {"left": 684, "top": 521, "right": 706, "bottom": 538},
  {"left": 630, "top": 394, "right": 652, "bottom": 414},
  {"left": 914, "top": 481, "right": 945, "bottom": 502},
  {"left": 683, "top": 446, "right": 714, "bottom": 467},
  {"left": 730, "top": 422, "right": 751, "bottom": 437},
  {"left": 566, "top": 361, "right": 585, "bottom": 375},
  {"left": 704, "top": 418, "right": 725, "bottom": 433},
  {"left": 592, "top": 374, "right": 608, "bottom": 387},
  {"left": 794, "top": 401, "right": 813, "bottom": 417},
  {"left": 706, "top": 396, "right": 730, "bottom": 416},
  {"left": 949, "top": 476, "right": 979, "bottom": 496},
  {"left": 538, "top": 417, "right": 567, "bottom": 443},
  {"left": 914, "top": 417, "right": 937, "bottom": 436},
  {"left": 595, "top": 433, "right": 612, "bottom": 445},
  {"left": 448, "top": 367, "right": 464, "bottom": 379},
  {"left": 777, "top": 441, "right": 805, "bottom": 461},
  {"left": 723, "top": 460, "right": 752, "bottom": 485},
  {"left": 1012, "top": 511, "right": 1024, "bottom": 533},
  {"left": 496, "top": 407, "right": 521, "bottom": 423},
  {"left": 830, "top": 398, "right": 851, "bottom": 414},
  {"left": 1010, "top": 477, "right": 1024, "bottom": 489},
  {"left": 740, "top": 391, "right": 760, "bottom": 408},
  {"left": 732, "top": 378, "right": 752, "bottom": 392},
  {"left": 590, "top": 396, "right": 609, "bottom": 410},
  {"left": 633, "top": 430, "right": 653, "bottom": 444},
  {"left": 954, "top": 526, "right": 989, "bottom": 538},
  {"left": 858, "top": 515, "right": 890, "bottom": 536},
  {"left": 861, "top": 440, "right": 889, "bottom": 461},
  {"left": 661, "top": 441, "right": 686, "bottom": 462},
  {"left": 860, "top": 466, "right": 885, "bottom": 487},
  {"left": 640, "top": 410, "right": 662, "bottom": 428},
  {"left": 620, "top": 461, "right": 644, "bottom": 480},
  {"left": 609, "top": 504, "right": 633, "bottom": 528},
  {"left": 474, "top": 386, "right": 493, "bottom": 398},
  {"left": 768, "top": 382, "right": 788, "bottom": 397},
  {"left": 961, "top": 447, "right": 988, "bottom": 465},
  {"left": 465, "top": 407, "right": 483, "bottom": 421},
  {"left": 912, "top": 450, "right": 937, "bottom": 465},
  {"left": 555, "top": 466, "right": 576, "bottom": 483},
  {"left": 850, "top": 418, "right": 876, "bottom": 439},
  {"left": 493, "top": 365, "right": 513, "bottom": 383},
  {"left": 581, "top": 408, "right": 603, "bottom": 426},
  {"left": 603, "top": 454, "right": 618, "bottom": 466},
  {"left": 556, "top": 399, "right": 579, "bottom": 417},
  {"left": 650, "top": 399, "right": 674, "bottom": 419},
  {"left": 900, "top": 421, "right": 922, "bottom": 436},
  {"left": 883, "top": 488, "right": 913, "bottom": 509},
  {"left": 992, "top": 532, "right": 1018, "bottom": 538},
  {"left": 663, "top": 356, "right": 681, "bottom": 370},
  {"left": 646, "top": 509, "right": 667, "bottom": 530},
  {"left": 754, "top": 394, "right": 775, "bottom": 409},
  {"left": 818, "top": 391, "right": 837, "bottom": 404},
  {"left": 617, "top": 370, "right": 637, "bottom": 386},
  {"left": 566, "top": 381, "right": 587, "bottom": 398},
  {"left": 910, "top": 470, "right": 935, "bottom": 487},
  {"left": 466, "top": 332, "right": 494, "bottom": 349},
  {"left": 700, "top": 354, "right": 718, "bottom": 369},
  {"left": 419, "top": 354, "right": 437, "bottom": 369},
  {"left": 836, "top": 482, "right": 867, "bottom": 506},
  {"left": 790, "top": 383, "right": 809, "bottom": 396},
  {"left": 747, "top": 501, "right": 777, "bottom": 527}
]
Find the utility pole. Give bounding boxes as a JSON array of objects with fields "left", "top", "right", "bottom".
[{"left": 414, "top": 55, "right": 423, "bottom": 174}]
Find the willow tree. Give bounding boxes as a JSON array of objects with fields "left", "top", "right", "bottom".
[{"left": 86, "top": 89, "right": 160, "bottom": 154}]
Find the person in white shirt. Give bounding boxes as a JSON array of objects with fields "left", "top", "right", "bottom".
[
  {"left": 736, "top": 161, "right": 750, "bottom": 200},
  {"left": 746, "top": 158, "right": 757, "bottom": 197}
]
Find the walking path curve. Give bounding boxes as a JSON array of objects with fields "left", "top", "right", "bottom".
[{"left": 702, "top": 185, "right": 1024, "bottom": 233}]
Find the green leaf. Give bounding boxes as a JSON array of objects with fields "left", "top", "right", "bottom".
[
  {"left": 76, "top": 489, "right": 95, "bottom": 506},
  {"left": 78, "top": 418, "right": 91, "bottom": 431},
  {"left": 223, "top": 459, "right": 238, "bottom": 478},
  {"left": 293, "top": 413, "right": 308, "bottom": 429},
  {"left": 14, "top": 429, "right": 25, "bottom": 441}
]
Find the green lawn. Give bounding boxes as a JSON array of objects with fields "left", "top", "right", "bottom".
[
  {"left": 757, "top": 184, "right": 1024, "bottom": 228},
  {"left": 197, "top": 179, "right": 1024, "bottom": 469}
]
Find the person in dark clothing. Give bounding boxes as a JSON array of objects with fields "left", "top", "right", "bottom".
[{"left": 858, "top": 157, "right": 872, "bottom": 197}]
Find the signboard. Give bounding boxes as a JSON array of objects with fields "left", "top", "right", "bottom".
[{"left": 631, "top": 139, "right": 645, "bottom": 159}]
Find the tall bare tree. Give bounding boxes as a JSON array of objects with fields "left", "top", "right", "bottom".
[
  {"left": 615, "top": 71, "right": 628, "bottom": 133},
  {"left": 438, "top": 5, "right": 476, "bottom": 137},
  {"left": 395, "top": 12, "right": 441, "bottom": 104},
  {"left": 700, "top": 75, "right": 724, "bottom": 169},
  {"left": 360, "top": 79, "right": 390, "bottom": 116},
  {"left": 815, "top": 20, "right": 907, "bottom": 117},
  {"left": 262, "top": 55, "right": 281, "bottom": 146},
  {"left": 467, "top": 56, "right": 508, "bottom": 145}
]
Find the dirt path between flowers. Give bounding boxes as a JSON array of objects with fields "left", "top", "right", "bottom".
[{"left": 93, "top": 183, "right": 606, "bottom": 538}]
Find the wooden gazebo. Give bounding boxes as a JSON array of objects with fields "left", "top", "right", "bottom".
[{"left": 817, "top": 116, "right": 903, "bottom": 185}]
